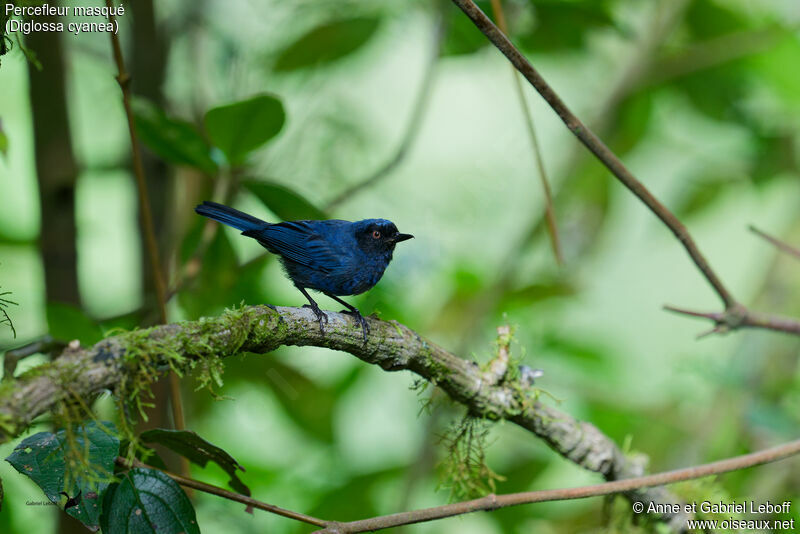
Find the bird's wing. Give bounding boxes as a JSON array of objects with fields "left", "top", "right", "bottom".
[{"left": 244, "top": 221, "right": 343, "bottom": 274}]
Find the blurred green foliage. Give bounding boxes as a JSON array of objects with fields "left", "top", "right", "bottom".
[{"left": 1, "top": 0, "right": 799, "bottom": 532}]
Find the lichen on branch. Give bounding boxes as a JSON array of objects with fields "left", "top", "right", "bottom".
[{"left": 0, "top": 305, "right": 689, "bottom": 528}]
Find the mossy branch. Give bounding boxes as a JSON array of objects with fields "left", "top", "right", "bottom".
[{"left": 0, "top": 305, "right": 689, "bottom": 529}]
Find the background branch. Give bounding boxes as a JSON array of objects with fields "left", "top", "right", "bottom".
[
  {"left": 313, "top": 438, "right": 800, "bottom": 533},
  {"left": 450, "top": 0, "right": 800, "bottom": 339},
  {"left": 488, "top": 0, "right": 562, "bottom": 266},
  {"left": 105, "top": 0, "right": 188, "bottom": 479},
  {"left": 115, "top": 457, "right": 327, "bottom": 528},
  {"left": 117, "top": 436, "right": 800, "bottom": 534},
  {"left": 324, "top": 13, "right": 444, "bottom": 210},
  {"left": 749, "top": 225, "right": 800, "bottom": 261},
  {"left": 0, "top": 305, "right": 688, "bottom": 529}
]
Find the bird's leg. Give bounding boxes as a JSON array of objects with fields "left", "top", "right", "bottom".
[
  {"left": 324, "top": 292, "right": 370, "bottom": 343},
  {"left": 298, "top": 287, "right": 328, "bottom": 334}
]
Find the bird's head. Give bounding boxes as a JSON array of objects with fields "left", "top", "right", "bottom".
[{"left": 354, "top": 219, "right": 413, "bottom": 256}]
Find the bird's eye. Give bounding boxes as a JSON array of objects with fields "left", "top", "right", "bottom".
[{"left": 372, "top": 230, "right": 381, "bottom": 239}]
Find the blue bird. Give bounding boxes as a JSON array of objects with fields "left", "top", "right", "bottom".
[{"left": 195, "top": 201, "right": 413, "bottom": 340}]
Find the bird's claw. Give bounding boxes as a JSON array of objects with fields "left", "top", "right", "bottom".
[
  {"left": 341, "top": 309, "right": 370, "bottom": 343},
  {"left": 303, "top": 303, "right": 328, "bottom": 334}
]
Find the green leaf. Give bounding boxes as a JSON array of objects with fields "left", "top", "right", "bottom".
[
  {"left": 610, "top": 92, "right": 653, "bottom": 155},
  {"left": 243, "top": 179, "right": 326, "bottom": 221},
  {"left": 131, "top": 98, "right": 217, "bottom": 174},
  {"left": 673, "top": 179, "right": 733, "bottom": 219},
  {"left": 441, "top": 3, "right": 491, "bottom": 56},
  {"left": 0, "top": 118, "right": 8, "bottom": 157},
  {"left": 273, "top": 17, "right": 380, "bottom": 71},
  {"left": 204, "top": 94, "right": 286, "bottom": 166},
  {"left": 46, "top": 302, "right": 104, "bottom": 345},
  {"left": 519, "top": 0, "right": 617, "bottom": 52},
  {"left": 140, "top": 429, "right": 250, "bottom": 498},
  {"left": 5, "top": 421, "right": 119, "bottom": 529},
  {"left": 177, "top": 227, "right": 239, "bottom": 318},
  {"left": 100, "top": 468, "right": 199, "bottom": 534}
]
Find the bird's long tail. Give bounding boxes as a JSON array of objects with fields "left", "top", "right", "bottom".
[{"left": 194, "top": 201, "right": 267, "bottom": 232}]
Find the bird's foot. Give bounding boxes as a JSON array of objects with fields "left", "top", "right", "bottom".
[
  {"left": 303, "top": 303, "right": 328, "bottom": 334},
  {"left": 341, "top": 309, "right": 370, "bottom": 344}
]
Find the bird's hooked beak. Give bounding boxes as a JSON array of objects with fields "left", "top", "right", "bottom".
[{"left": 391, "top": 233, "right": 414, "bottom": 243}]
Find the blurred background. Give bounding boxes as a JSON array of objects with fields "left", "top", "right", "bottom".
[{"left": 0, "top": 0, "right": 799, "bottom": 532}]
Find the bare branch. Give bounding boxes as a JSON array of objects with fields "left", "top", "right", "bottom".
[
  {"left": 664, "top": 304, "right": 800, "bottom": 337},
  {"left": 450, "top": 0, "right": 800, "bottom": 339},
  {"left": 0, "top": 305, "right": 688, "bottom": 528},
  {"left": 488, "top": 0, "right": 563, "bottom": 266},
  {"left": 749, "top": 225, "right": 800, "bottom": 261},
  {"left": 450, "top": 0, "right": 735, "bottom": 309},
  {"left": 324, "top": 13, "right": 444, "bottom": 210},
  {"left": 105, "top": 0, "right": 187, "bottom": 471},
  {"left": 312, "top": 438, "right": 800, "bottom": 533}
]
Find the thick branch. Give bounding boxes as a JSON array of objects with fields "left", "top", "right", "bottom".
[{"left": 0, "top": 306, "right": 687, "bottom": 528}]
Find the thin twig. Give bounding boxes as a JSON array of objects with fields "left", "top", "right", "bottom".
[
  {"left": 104, "top": 0, "right": 188, "bottom": 478},
  {"left": 324, "top": 12, "right": 444, "bottom": 210},
  {"left": 488, "top": 0, "right": 563, "bottom": 266},
  {"left": 115, "top": 457, "right": 328, "bottom": 528},
  {"left": 312, "top": 437, "right": 800, "bottom": 533},
  {"left": 0, "top": 286, "right": 17, "bottom": 340},
  {"left": 749, "top": 225, "right": 800, "bottom": 261},
  {"left": 664, "top": 304, "right": 800, "bottom": 337},
  {"left": 451, "top": 0, "right": 734, "bottom": 309}
]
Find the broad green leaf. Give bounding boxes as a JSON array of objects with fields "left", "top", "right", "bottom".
[
  {"left": 5, "top": 421, "right": 119, "bottom": 529},
  {"left": 610, "top": 92, "right": 653, "bottom": 155},
  {"left": 243, "top": 179, "right": 326, "bottom": 221},
  {"left": 177, "top": 228, "right": 239, "bottom": 318},
  {"left": 685, "top": 0, "right": 751, "bottom": 40},
  {"left": 140, "top": 429, "right": 250, "bottom": 498},
  {"left": 750, "top": 134, "right": 796, "bottom": 184},
  {"left": 441, "top": 3, "right": 491, "bottom": 56},
  {"left": 204, "top": 94, "right": 285, "bottom": 166},
  {"left": 520, "top": 0, "right": 617, "bottom": 52},
  {"left": 131, "top": 98, "right": 217, "bottom": 174},
  {"left": 100, "top": 468, "right": 199, "bottom": 534},
  {"left": 274, "top": 17, "right": 380, "bottom": 71},
  {"left": 46, "top": 302, "right": 104, "bottom": 345}
]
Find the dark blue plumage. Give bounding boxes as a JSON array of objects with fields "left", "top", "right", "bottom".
[{"left": 195, "top": 201, "right": 413, "bottom": 339}]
